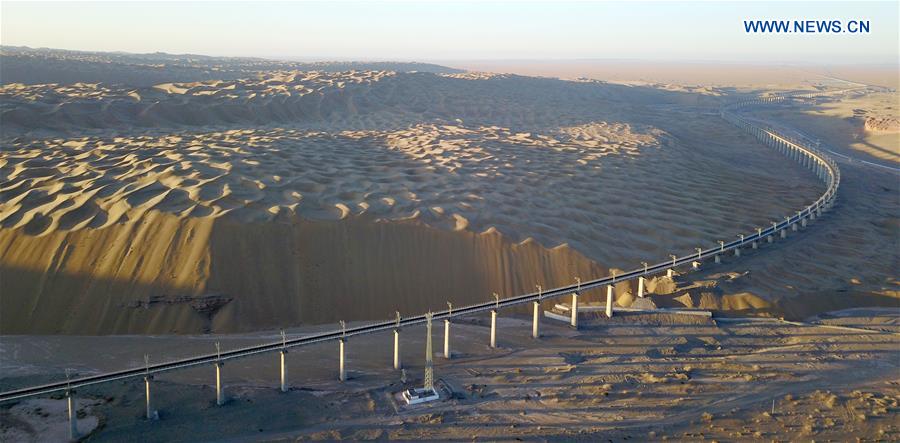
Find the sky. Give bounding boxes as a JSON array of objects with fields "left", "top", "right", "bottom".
[{"left": 1, "top": 1, "right": 898, "bottom": 64}]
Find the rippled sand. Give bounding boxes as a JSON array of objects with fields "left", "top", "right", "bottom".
[{"left": 0, "top": 62, "right": 855, "bottom": 334}]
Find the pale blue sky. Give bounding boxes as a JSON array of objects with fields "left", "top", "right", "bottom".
[{"left": 2, "top": 1, "right": 897, "bottom": 64}]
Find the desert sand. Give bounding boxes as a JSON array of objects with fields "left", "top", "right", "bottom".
[
  {"left": 3, "top": 49, "right": 869, "bottom": 335},
  {"left": 1, "top": 307, "right": 897, "bottom": 441},
  {"left": 747, "top": 89, "right": 899, "bottom": 165},
  {"left": 451, "top": 59, "right": 900, "bottom": 89},
  {"left": 0, "top": 48, "right": 898, "bottom": 440}
]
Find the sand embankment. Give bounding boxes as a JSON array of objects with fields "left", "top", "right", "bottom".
[{"left": 0, "top": 212, "right": 606, "bottom": 334}]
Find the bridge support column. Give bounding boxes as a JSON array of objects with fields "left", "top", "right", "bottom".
[
  {"left": 215, "top": 362, "right": 224, "bottom": 406},
  {"left": 606, "top": 285, "right": 614, "bottom": 318},
  {"left": 280, "top": 350, "right": 288, "bottom": 392},
  {"left": 444, "top": 320, "right": 451, "bottom": 359},
  {"left": 490, "top": 310, "right": 498, "bottom": 348},
  {"left": 145, "top": 376, "right": 156, "bottom": 420},
  {"left": 339, "top": 339, "right": 346, "bottom": 382},
  {"left": 68, "top": 391, "right": 78, "bottom": 440},
  {"left": 393, "top": 329, "right": 401, "bottom": 370},
  {"left": 570, "top": 293, "right": 579, "bottom": 329},
  {"left": 532, "top": 301, "right": 541, "bottom": 339},
  {"left": 637, "top": 277, "right": 645, "bottom": 298}
]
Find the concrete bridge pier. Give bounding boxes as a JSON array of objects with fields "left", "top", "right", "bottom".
[
  {"left": 145, "top": 376, "right": 156, "bottom": 420},
  {"left": 637, "top": 277, "right": 645, "bottom": 297},
  {"left": 215, "top": 362, "right": 224, "bottom": 406},
  {"left": 490, "top": 310, "right": 498, "bottom": 348},
  {"left": 606, "top": 285, "right": 614, "bottom": 318},
  {"left": 444, "top": 320, "right": 451, "bottom": 359},
  {"left": 393, "top": 329, "right": 401, "bottom": 370},
  {"left": 532, "top": 301, "right": 541, "bottom": 339},
  {"left": 67, "top": 391, "right": 77, "bottom": 441},
  {"left": 570, "top": 292, "right": 579, "bottom": 328},
  {"left": 280, "top": 350, "right": 288, "bottom": 392},
  {"left": 339, "top": 339, "right": 346, "bottom": 382}
]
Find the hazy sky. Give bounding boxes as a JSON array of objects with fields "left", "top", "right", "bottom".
[{"left": 2, "top": 1, "right": 897, "bottom": 64}]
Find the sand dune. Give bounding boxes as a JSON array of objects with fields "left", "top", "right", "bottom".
[
  {"left": 1, "top": 62, "right": 870, "bottom": 335},
  {"left": 0, "top": 46, "right": 461, "bottom": 86}
]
